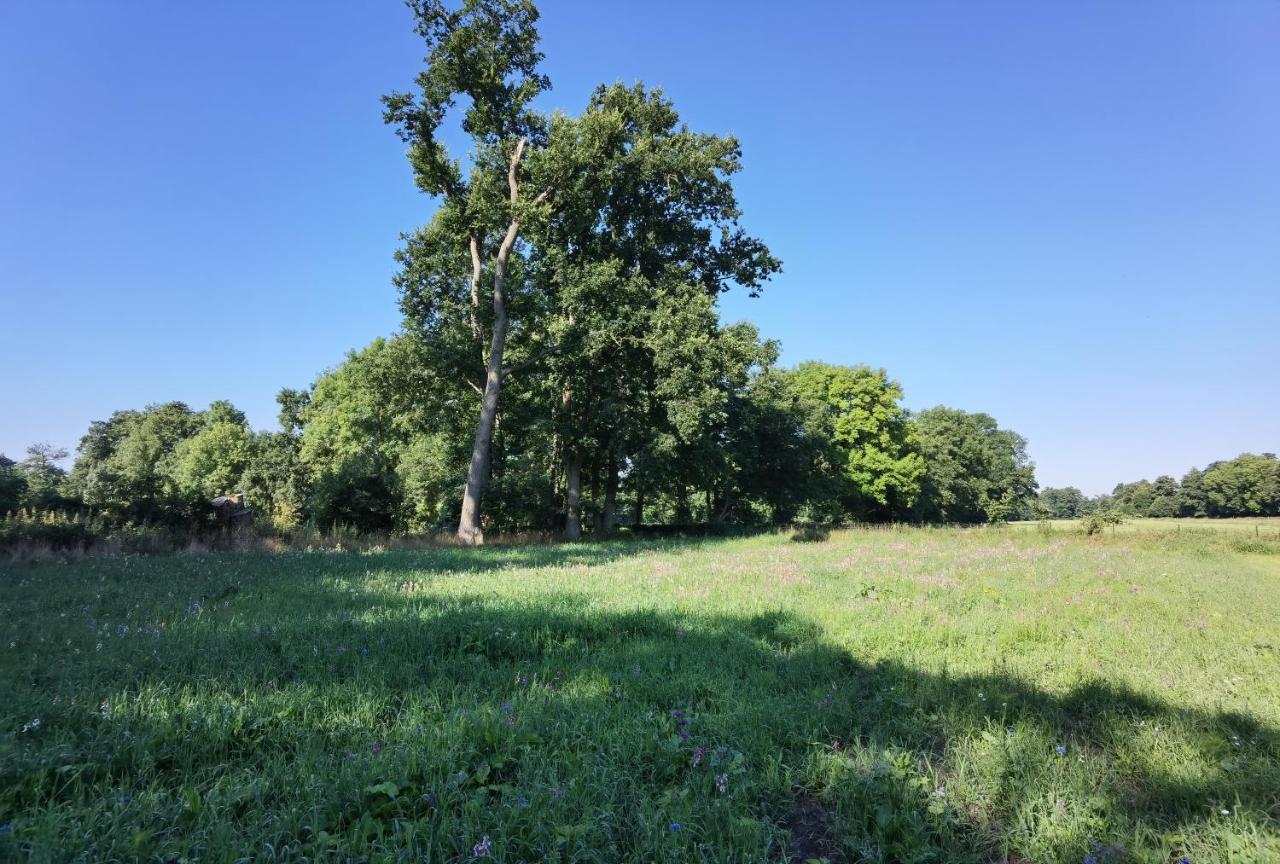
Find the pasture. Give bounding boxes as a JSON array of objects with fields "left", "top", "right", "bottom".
[
  {"left": 1012, "top": 517, "right": 1280, "bottom": 538},
  {"left": 2, "top": 525, "right": 1278, "bottom": 862}
]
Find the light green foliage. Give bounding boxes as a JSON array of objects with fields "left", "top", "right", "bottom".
[
  {"left": 3, "top": 526, "right": 1277, "bottom": 861},
  {"left": 171, "top": 416, "right": 255, "bottom": 501},
  {"left": 786, "top": 362, "right": 924, "bottom": 519},
  {"left": 1080, "top": 509, "right": 1124, "bottom": 535},
  {"left": 911, "top": 407, "right": 1037, "bottom": 523},
  {"left": 65, "top": 402, "right": 209, "bottom": 524}
]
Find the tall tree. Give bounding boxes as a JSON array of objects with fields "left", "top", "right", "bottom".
[
  {"left": 533, "top": 83, "right": 780, "bottom": 537},
  {"left": 0, "top": 455, "right": 25, "bottom": 514},
  {"left": 384, "top": 0, "right": 554, "bottom": 543},
  {"left": 910, "top": 407, "right": 1037, "bottom": 523},
  {"left": 785, "top": 363, "right": 924, "bottom": 520},
  {"left": 1038, "top": 486, "right": 1085, "bottom": 519},
  {"left": 16, "top": 443, "right": 70, "bottom": 511}
]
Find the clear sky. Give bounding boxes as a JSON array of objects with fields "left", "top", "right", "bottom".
[{"left": 2, "top": 1, "right": 1277, "bottom": 495}]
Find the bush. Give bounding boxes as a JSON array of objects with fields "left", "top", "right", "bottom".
[
  {"left": 791, "top": 523, "right": 831, "bottom": 543},
  {"left": 1081, "top": 511, "right": 1124, "bottom": 536},
  {"left": 0, "top": 509, "right": 103, "bottom": 551}
]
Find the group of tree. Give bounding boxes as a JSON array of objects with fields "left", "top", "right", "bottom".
[
  {"left": 1036, "top": 453, "right": 1280, "bottom": 520},
  {"left": 1, "top": 0, "right": 1044, "bottom": 546},
  {"left": 3, "top": 348, "right": 1039, "bottom": 542}
]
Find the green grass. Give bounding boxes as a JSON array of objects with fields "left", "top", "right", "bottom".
[
  {"left": 1010, "top": 517, "right": 1280, "bottom": 537},
  {"left": 2, "top": 526, "right": 1278, "bottom": 862}
]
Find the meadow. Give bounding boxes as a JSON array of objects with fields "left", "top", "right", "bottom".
[{"left": 2, "top": 525, "right": 1278, "bottom": 863}]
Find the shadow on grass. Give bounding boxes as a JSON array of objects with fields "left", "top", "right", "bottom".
[{"left": 3, "top": 549, "right": 1277, "bottom": 863}]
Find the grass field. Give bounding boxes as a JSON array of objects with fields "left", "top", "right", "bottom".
[
  {"left": 2, "top": 526, "right": 1278, "bottom": 862},
  {"left": 1010, "top": 517, "right": 1280, "bottom": 538}
]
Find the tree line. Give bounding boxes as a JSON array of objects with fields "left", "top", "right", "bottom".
[
  {"left": 1037, "top": 453, "right": 1280, "bottom": 521},
  {"left": 1, "top": 349, "right": 1038, "bottom": 541},
  {"left": 0, "top": 0, "right": 1047, "bottom": 547}
]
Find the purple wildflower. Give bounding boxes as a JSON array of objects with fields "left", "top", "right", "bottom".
[
  {"left": 716, "top": 773, "right": 728, "bottom": 794},
  {"left": 372, "top": 742, "right": 382, "bottom": 756},
  {"left": 669, "top": 822, "right": 681, "bottom": 831},
  {"left": 471, "top": 834, "right": 492, "bottom": 858},
  {"left": 1056, "top": 745, "right": 1067, "bottom": 757}
]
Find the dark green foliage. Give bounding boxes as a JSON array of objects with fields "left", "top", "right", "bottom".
[
  {"left": 1038, "top": 487, "right": 1085, "bottom": 519},
  {"left": 910, "top": 408, "right": 1037, "bottom": 524},
  {"left": 1076, "top": 454, "right": 1280, "bottom": 520},
  {"left": 0, "top": 454, "right": 28, "bottom": 514},
  {"left": 0, "top": 509, "right": 100, "bottom": 551},
  {"left": 1201, "top": 453, "right": 1280, "bottom": 517}
]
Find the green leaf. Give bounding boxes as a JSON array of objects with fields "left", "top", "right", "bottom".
[{"left": 365, "top": 781, "right": 400, "bottom": 799}]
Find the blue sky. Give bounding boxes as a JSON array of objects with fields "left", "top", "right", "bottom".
[{"left": 2, "top": 1, "right": 1276, "bottom": 495}]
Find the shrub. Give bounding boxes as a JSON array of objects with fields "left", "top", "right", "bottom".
[
  {"left": 1081, "top": 510, "right": 1124, "bottom": 536},
  {"left": 791, "top": 522, "right": 831, "bottom": 543}
]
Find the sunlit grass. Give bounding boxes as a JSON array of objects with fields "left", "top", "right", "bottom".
[{"left": 2, "top": 526, "right": 1278, "bottom": 862}]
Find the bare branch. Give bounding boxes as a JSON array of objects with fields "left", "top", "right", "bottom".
[
  {"left": 508, "top": 136, "right": 527, "bottom": 203},
  {"left": 530, "top": 185, "right": 554, "bottom": 207},
  {"left": 501, "top": 342, "right": 557, "bottom": 379},
  {"left": 468, "top": 232, "right": 484, "bottom": 361}
]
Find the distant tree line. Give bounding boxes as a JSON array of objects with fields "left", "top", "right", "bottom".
[
  {"left": 1036, "top": 453, "right": 1280, "bottom": 520},
  {"left": 1, "top": 346, "right": 1038, "bottom": 545}
]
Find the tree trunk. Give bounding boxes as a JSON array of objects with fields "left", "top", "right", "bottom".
[
  {"left": 590, "top": 463, "right": 603, "bottom": 534},
  {"left": 456, "top": 313, "right": 506, "bottom": 544},
  {"left": 632, "top": 473, "right": 644, "bottom": 528},
  {"left": 564, "top": 451, "right": 583, "bottom": 540},
  {"left": 457, "top": 224, "right": 519, "bottom": 544},
  {"left": 675, "top": 483, "right": 691, "bottom": 525},
  {"left": 602, "top": 458, "right": 619, "bottom": 534},
  {"left": 456, "top": 137, "right": 548, "bottom": 545}
]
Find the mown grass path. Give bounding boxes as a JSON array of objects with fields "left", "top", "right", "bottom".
[{"left": 2, "top": 528, "right": 1278, "bottom": 862}]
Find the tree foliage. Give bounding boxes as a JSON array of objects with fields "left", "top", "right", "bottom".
[{"left": 911, "top": 407, "right": 1037, "bottom": 524}]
